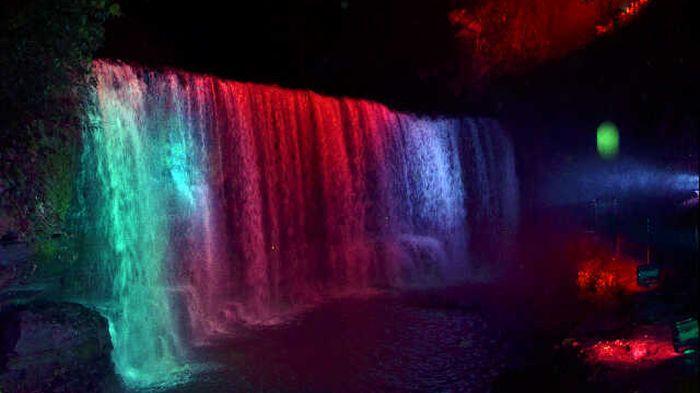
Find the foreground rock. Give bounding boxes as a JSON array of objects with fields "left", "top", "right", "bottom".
[{"left": 0, "top": 301, "right": 117, "bottom": 392}]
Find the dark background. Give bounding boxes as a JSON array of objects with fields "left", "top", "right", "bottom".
[{"left": 100, "top": 0, "right": 697, "bottom": 121}]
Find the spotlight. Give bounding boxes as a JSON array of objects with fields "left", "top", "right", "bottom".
[
  {"left": 673, "top": 318, "right": 699, "bottom": 354},
  {"left": 636, "top": 264, "right": 660, "bottom": 287}
]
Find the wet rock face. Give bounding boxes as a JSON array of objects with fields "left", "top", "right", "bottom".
[{"left": 0, "top": 302, "right": 116, "bottom": 392}]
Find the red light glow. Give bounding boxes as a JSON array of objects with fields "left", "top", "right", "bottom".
[
  {"left": 576, "top": 256, "right": 651, "bottom": 299},
  {"left": 449, "top": 0, "right": 653, "bottom": 77},
  {"left": 585, "top": 326, "right": 680, "bottom": 367},
  {"left": 596, "top": 0, "right": 651, "bottom": 36},
  {"left": 564, "top": 233, "right": 654, "bottom": 300}
]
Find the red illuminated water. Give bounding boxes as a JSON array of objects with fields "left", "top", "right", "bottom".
[{"left": 86, "top": 62, "right": 519, "bottom": 381}]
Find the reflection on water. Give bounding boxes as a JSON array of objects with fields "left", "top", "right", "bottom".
[{"left": 157, "top": 293, "right": 511, "bottom": 393}]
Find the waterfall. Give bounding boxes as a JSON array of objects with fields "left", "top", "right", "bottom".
[{"left": 76, "top": 60, "right": 518, "bottom": 387}]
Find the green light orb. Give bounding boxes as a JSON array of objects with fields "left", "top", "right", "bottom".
[{"left": 597, "top": 121, "right": 619, "bottom": 159}]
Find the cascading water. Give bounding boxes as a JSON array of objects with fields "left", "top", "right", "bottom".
[
  {"left": 77, "top": 64, "right": 191, "bottom": 387},
  {"left": 76, "top": 60, "right": 518, "bottom": 387}
]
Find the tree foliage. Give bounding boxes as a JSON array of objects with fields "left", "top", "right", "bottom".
[{"left": 0, "top": 0, "right": 119, "bottom": 242}]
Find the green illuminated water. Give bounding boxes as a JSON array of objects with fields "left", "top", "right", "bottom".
[{"left": 77, "top": 65, "right": 199, "bottom": 387}]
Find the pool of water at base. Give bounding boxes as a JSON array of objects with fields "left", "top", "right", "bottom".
[{"left": 144, "top": 291, "right": 515, "bottom": 393}]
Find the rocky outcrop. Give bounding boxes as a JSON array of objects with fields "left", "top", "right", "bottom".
[{"left": 0, "top": 301, "right": 117, "bottom": 392}]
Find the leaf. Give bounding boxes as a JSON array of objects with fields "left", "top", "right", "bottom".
[{"left": 108, "top": 3, "right": 121, "bottom": 17}]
